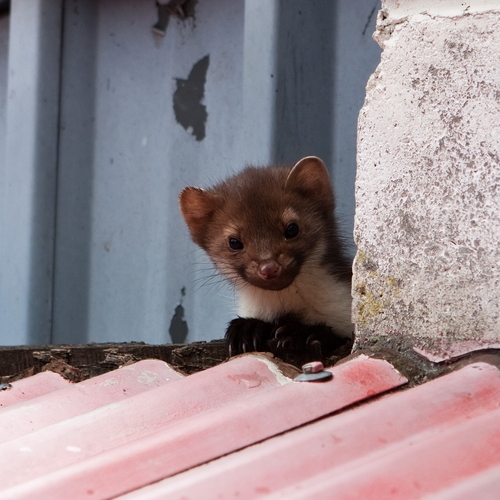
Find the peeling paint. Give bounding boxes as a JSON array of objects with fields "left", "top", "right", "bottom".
[
  {"left": 152, "top": 0, "right": 198, "bottom": 37},
  {"left": 169, "top": 303, "right": 188, "bottom": 344},
  {"left": 137, "top": 370, "right": 158, "bottom": 385},
  {"left": 173, "top": 55, "right": 209, "bottom": 141},
  {"left": 98, "top": 378, "right": 119, "bottom": 387}
]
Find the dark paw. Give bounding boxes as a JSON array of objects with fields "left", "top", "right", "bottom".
[
  {"left": 271, "top": 315, "right": 347, "bottom": 359},
  {"left": 225, "top": 317, "right": 274, "bottom": 356}
]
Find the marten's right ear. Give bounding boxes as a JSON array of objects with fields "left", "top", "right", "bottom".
[
  {"left": 179, "top": 187, "right": 221, "bottom": 245},
  {"left": 286, "top": 156, "right": 333, "bottom": 203}
]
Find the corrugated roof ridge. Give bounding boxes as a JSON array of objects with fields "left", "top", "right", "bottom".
[
  {"left": 118, "top": 358, "right": 500, "bottom": 500},
  {"left": 0, "top": 355, "right": 287, "bottom": 493},
  {"left": 0, "top": 355, "right": 406, "bottom": 499},
  {"left": 267, "top": 403, "right": 500, "bottom": 499},
  {"left": 0, "top": 359, "right": 183, "bottom": 444},
  {"left": 423, "top": 462, "right": 500, "bottom": 500},
  {"left": 0, "top": 371, "right": 70, "bottom": 409}
]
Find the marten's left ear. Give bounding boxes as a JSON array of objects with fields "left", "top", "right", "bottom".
[
  {"left": 179, "top": 187, "right": 222, "bottom": 247},
  {"left": 285, "top": 156, "right": 333, "bottom": 202}
]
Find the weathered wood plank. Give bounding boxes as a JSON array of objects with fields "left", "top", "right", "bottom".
[{"left": 0, "top": 336, "right": 354, "bottom": 383}]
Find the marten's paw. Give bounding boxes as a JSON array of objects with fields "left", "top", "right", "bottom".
[
  {"left": 272, "top": 315, "right": 346, "bottom": 359},
  {"left": 225, "top": 317, "right": 274, "bottom": 356}
]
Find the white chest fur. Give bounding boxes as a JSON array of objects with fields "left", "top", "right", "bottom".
[{"left": 236, "top": 259, "right": 353, "bottom": 338}]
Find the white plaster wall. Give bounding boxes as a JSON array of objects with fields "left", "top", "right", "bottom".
[{"left": 354, "top": 2, "right": 500, "bottom": 361}]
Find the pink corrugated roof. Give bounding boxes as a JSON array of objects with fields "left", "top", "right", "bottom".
[
  {"left": 0, "top": 352, "right": 499, "bottom": 499},
  {"left": 0, "top": 370, "right": 70, "bottom": 408}
]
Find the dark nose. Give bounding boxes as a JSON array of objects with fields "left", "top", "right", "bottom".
[{"left": 258, "top": 261, "right": 281, "bottom": 280}]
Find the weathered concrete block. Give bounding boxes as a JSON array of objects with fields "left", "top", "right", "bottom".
[{"left": 354, "top": 3, "right": 500, "bottom": 361}]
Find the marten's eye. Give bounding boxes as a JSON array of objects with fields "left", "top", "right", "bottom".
[
  {"left": 228, "top": 237, "right": 244, "bottom": 250},
  {"left": 284, "top": 223, "right": 300, "bottom": 239}
]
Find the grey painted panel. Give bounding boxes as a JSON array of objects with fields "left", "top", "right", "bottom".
[
  {"left": 240, "top": 0, "right": 279, "bottom": 166},
  {"left": 2, "top": 0, "right": 380, "bottom": 345},
  {"left": 273, "top": 0, "right": 336, "bottom": 167},
  {"left": 53, "top": 0, "right": 246, "bottom": 344},
  {"left": 0, "top": 1, "right": 63, "bottom": 345},
  {"left": 52, "top": 2, "right": 99, "bottom": 343},
  {"left": 332, "top": 0, "right": 382, "bottom": 255},
  {"left": 0, "top": 15, "right": 7, "bottom": 342},
  {"left": 0, "top": 14, "right": 8, "bottom": 216}
]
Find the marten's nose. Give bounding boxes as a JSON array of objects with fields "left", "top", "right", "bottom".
[{"left": 258, "top": 261, "right": 281, "bottom": 280}]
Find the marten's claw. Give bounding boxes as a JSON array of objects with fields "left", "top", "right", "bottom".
[
  {"left": 225, "top": 317, "right": 274, "bottom": 356},
  {"left": 273, "top": 325, "right": 292, "bottom": 349},
  {"left": 277, "top": 338, "right": 291, "bottom": 350},
  {"left": 253, "top": 337, "right": 259, "bottom": 352},
  {"left": 306, "top": 334, "right": 318, "bottom": 345},
  {"left": 273, "top": 326, "right": 286, "bottom": 339},
  {"left": 272, "top": 315, "right": 347, "bottom": 359}
]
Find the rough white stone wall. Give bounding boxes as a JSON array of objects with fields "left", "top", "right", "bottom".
[{"left": 354, "top": 2, "right": 500, "bottom": 361}]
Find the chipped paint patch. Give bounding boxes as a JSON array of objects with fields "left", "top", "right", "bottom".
[
  {"left": 173, "top": 55, "right": 209, "bottom": 141},
  {"left": 98, "top": 378, "right": 119, "bottom": 387},
  {"left": 250, "top": 354, "right": 295, "bottom": 386},
  {"left": 137, "top": 370, "right": 158, "bottom": 385},
  {"left": 169, "top": 303, "right": 188, "bottom": 344}
]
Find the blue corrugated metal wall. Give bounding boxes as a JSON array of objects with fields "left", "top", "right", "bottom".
[{"left": 0, "top": 0, "right": 381, "bottom": 346}]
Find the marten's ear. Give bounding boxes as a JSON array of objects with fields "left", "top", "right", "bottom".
[
  {"left": 179, "top": 187, "right": 222, "bottom": 245},
  {"left": 285, "top": 156, "right": 333, "bottom": 203}
]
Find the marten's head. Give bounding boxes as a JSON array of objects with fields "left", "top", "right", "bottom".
[{"left": 179, "top": 156, "right": 337, "bottom": 291}]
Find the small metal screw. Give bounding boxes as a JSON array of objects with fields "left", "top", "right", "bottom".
[{"left": 294, "top": 361, "right": 333, "bottom": 382}]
